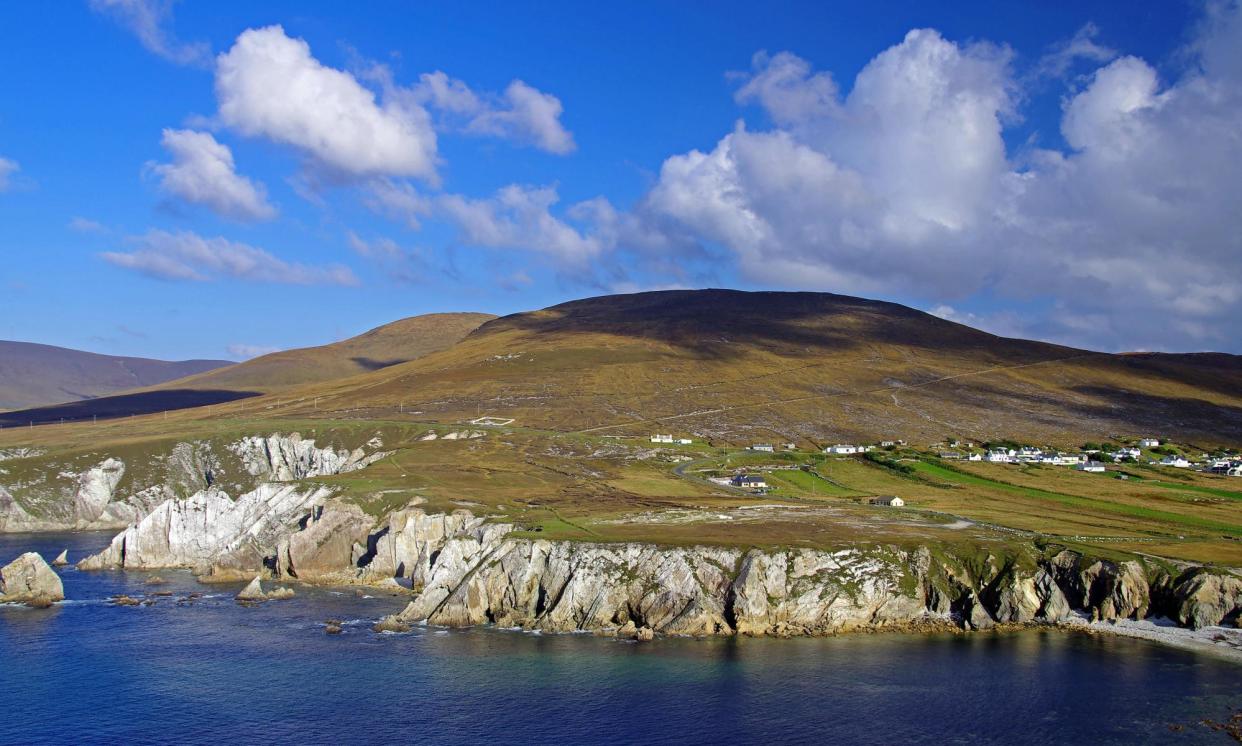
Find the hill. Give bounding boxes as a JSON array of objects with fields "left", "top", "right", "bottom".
[
  {"left": 268, "top": 289, "right": 1242, "bottom": 445},
  {"left": 161, "top": 312, "right": 495, "bottom": 393},
  {"left": 0, "top": 312, "right": 494, "bottom": 427},
  {"left": 0, "top": 341, "right": 231, "bottom": 410}
]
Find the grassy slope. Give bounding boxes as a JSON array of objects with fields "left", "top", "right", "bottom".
[
  {"left": 159, "top": 312, "right": 495, "bottom": 392},
  {"left": 223, "top": 289, "right": 1242, "bottom": 447}
]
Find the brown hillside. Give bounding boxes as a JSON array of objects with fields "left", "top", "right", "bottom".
[
  {"left": 266, "top": 289, "right": 1242, "bottom": 445},
  {"left": 161, "top": 312, "right": 495, "bottom": 392}
]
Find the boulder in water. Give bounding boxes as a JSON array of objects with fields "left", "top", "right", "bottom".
[
  {"left": 0, "top": 552, "right": 65, "bottom": 607},
  {"left": 373, "top": 615, "right": 411, "bottom": 633},
  {"left": 235, "top": 576, "right": 267, "bottom": 601}
]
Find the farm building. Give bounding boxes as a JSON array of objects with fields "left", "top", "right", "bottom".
[
  {"left": 870, "top": 496, "right": 905, "bottom": 507},
  {"left": 732, "top": 474, "right": 767, "bottom": 490}
]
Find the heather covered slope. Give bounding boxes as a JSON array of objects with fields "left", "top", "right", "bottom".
[
  {"left": 161, "top": 312, "right": 495, "bottom": 393},
  {"left": 0, "top": 341, "right": 231, "bottom": 410},
  {"left": 275, "top": 290, "right": 1242, "bottom": 445}
]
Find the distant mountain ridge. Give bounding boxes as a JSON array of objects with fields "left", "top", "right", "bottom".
[{"left": 0, "top": 341, "right": 232, "bottom": 410}]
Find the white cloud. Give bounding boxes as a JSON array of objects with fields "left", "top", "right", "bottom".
[
  {"left": 102, "top": 229, "right": 358, "bottom": 285},
  {"left": 68, "top": 217, "right": 108, "bottom": 233},
  {"left": 438, "top": 185, "right": 607, "bottom": 266},
  {"left": 636, "top": 12, "right": 1242, "bottom": 352},
  {"left": 1034, "top": 22, "right": 1116, "bottom": 80},
  {"left": 464, "top": 80, "right": 576, "bottom": 154},
  {"left": 396, "top": 71, "right": 575, "bottom": 154},
  {"left": 0, "top": 157, "right": 18, "bottom": 191},
  {"left": 363, "top": 178, "right": 431, "bottom": 229},
  {"left": 733, "top": 51, "right": 841, "bottom": 126},
  {"left": 215, "top": 26, "right": 438, "bottom": 182},
  {"left": 346, "top": 231, "right": 440, "bottom": 283},
  {"left": 89, "top": 0, "right": 210, "bottom": 66},
  {"left": 226, "top": 343, "right": 281, "bottom": 360},
  {"left": 149, "top": 129, "right": 275, "bottom": 220}
]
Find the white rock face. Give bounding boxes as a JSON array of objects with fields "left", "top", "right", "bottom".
[
  {"left": 80, "top": 483, "right": 332, "bottom": 571},
  {"left": 0, "top": 552, "right": 64, "bottom": 605},
  {"left": 228, "top": 433, "right": 387, "bottom": 482},
  {"left": 2, "top": 433, "right": 388, "bottom": 535},
  {"left": 72, "top": 458, "right": 126, "bottom": 525}
]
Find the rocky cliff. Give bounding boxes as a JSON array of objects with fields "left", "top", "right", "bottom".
[
  {"left": 0, "top": 433, "right": 387, "bottom": 534},
  {"left": 79, "top": 495, "right": 1242, "bottom": 638}
]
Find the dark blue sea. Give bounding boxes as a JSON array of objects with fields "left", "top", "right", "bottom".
[{"left": 1, "top": 532, "right": 1239, "bottom": 745}]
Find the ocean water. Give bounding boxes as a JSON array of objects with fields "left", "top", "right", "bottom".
[{"left": 1, "top": 532, "right": 1239, "bottom": 745}]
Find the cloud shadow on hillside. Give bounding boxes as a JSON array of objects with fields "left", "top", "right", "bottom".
[{"left": 0, "top": 389, "right": 261, "bottom": 428}]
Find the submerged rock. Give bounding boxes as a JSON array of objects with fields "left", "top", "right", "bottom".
[
  {"left": 0, "top": 552, "right": 65, "bottom": 606},
  {"left": 373, "top": 616, "right": 411, "bottom": 633}
]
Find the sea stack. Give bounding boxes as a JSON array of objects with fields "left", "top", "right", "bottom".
[
  {"left": 0, "top": 552, "right": 65, "bottom": 607},
  {"left": 235, "top": 576, "right": 267, "bottom": 601}
]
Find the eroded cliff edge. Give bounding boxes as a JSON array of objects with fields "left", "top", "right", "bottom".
[{"left": 80, "top": 495, "right": 1242, "bottom": 638}]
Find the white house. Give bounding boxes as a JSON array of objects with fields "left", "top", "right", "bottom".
[
  {"left": 677, "top": 438, "right": 693, "bottom": 445},
  {"left": 1229, "top": 464, "right": 1242, "bottom": 477},
  {"left": 1159, "top": 455, "right": 1191, "bottom": 468},
  {"left": 1015, "top": 447, "right": 1043, "bottom": 462},
  {"left": 650, "top": 434, "right": 674, "bottom": 444},
  {"left": 879, "top": 440, "right": 896, "bottom": 448},
  {"left": 1113, "top": 447, "right": 1142, "bottom": 461},
  {"left": 732, "top": 474, "right": 767, "bottom": 490},
  {"left": 870, "top": 495, "right": 905, "bottom": 507},
  {"left": 1138, "top": 438, "right": 1161, "bottom": 448},
  {"left": 967, "top": 453, "right": 983, "bottom": 462},
  {"left": 826, "top": 444, "right": 858, "bottom": 455},
  {"left": 750, "top": 444, "right": 774, "bottom": 453},
  {"left": 1076, "top": 463, "right": 1106, "bottom": 473},
  {"left": 986, "top": 449, "right": 1014, "bottom": 463}
]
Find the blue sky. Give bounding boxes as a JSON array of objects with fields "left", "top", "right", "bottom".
[{"left": 1, "top": 1, "right": 1239, "bottom": 360}]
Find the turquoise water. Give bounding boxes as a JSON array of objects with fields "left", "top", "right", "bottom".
[{"left": 1, "top": 532, "right": 1239, "bottom": 745}]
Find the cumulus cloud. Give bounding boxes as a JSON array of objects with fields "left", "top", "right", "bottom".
[
  {"left": 215, "top": 26, "right": 438, "bottom": 182},
  {"left": 148, "top": 129, "right": 275, "bottom": 220},
  {"left": 635, "top": 12, "right": 1242, "bottom": 352},
  {"left": 437, "top": 185, "right": 608, "bottom": 266},
  {"left": 386, "top": 70, "right": 575, "bottom": 154},
  {"left": 102, "top": 229, "right": 358, "bottom": 285},
  {"left": 226, "top": 343, "right": 281, "bottom": 360},
  {"left": 0, "top": 157, "right": 17, "bottom": 191},
  {"left": 89, "top": 0, "right": 210, "bottom": 66}
]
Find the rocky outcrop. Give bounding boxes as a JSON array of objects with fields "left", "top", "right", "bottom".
[
  {"left": 228, "top": 434, "right": 388, "bottom": 482},
  {"left": 235, "top": 576, "right": 295, "bottom": 602},
  {"left": 51, "top": 550, "right": 68, "bottom": 566},
  {"left": 0, "top": 552, "right": 64, "bottom": 606},
  {"left": 80, "top": 483, "right": 333, "bottom": 571},
  {"left": 276, "top": 501, "right": 376, "bottom": 581},
  {"left": 1172, "top": 570, "right": 1242, "bottom": 629},
  {"left": 1, "top": 433, "right": 386, "bottom": 534}
]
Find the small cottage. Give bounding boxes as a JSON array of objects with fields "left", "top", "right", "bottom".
[{"left": 870, "top": 495, "right": 904, "bottom": 507}]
